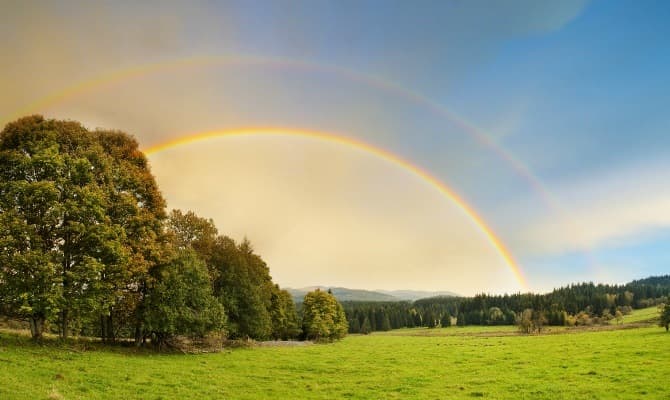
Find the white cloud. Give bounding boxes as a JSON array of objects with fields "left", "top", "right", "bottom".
[{"left": 513, "top": 160, "right": 670, "bottom": 255}]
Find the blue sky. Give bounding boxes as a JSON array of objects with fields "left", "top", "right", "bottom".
[{"left": 2, "top": 0, "right": 669, "bottom": 293}]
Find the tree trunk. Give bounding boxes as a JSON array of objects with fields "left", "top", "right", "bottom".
[
  {"left": 29, "top": 316, "right": 44, "bottom": 340},
  {"left": 107, "top": 310, "right": 115, "bottom": 343},
  {"left": 100, "top": 314, "right": 107, "bottom": 344},
  {"left": 60, "top": 309, "right": 69, "bottom": 339},
  {"left": 134, "top": 323, "right": 143, "bottom": 346},
  {"left": 61, "top": 231, "right": 70, "bottom": 340}
]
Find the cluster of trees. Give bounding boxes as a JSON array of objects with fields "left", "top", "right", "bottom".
[
  {"left": 343, "top": 277, "right": 670, "bottom": 334},
  {"left": 0, "top": 116, "right": 347, "bottom": 346}
]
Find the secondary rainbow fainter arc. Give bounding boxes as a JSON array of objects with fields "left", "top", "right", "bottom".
[
  {"left": 142, "top": 128, "right": 529, "bottom": 291},
  {"left": 3, "top": 55, "right": 584, "bottom": 240}
]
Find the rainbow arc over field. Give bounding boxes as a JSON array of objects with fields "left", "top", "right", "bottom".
[
  {"left": 143, "top": 128, "right": 529, "bottom": 290},
  {"left": 2, "top": 54, "right": 575, "bottom": 289},
  {"left": 4, "top": 55, "right": 566, "bottom": 214}
]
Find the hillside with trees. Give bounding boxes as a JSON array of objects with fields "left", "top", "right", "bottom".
[{"left": 344, "top": 277, "right": 670, "bottom": 334}]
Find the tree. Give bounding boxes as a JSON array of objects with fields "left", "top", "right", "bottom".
[
  {"left": 166, "top": 211, "right": 274, "bottom": 340},
  {"left": 440, "top": 313, "right": 452, "bottom": 327},
  {"left": 380, "top": 312, "right": 392, "bottom": 331},
  {"left": 96, "top": 130, "right": 167, "bottom": 343},
  {"left": 360, "top": 316, "right": 372, "bottom": 334},
  {"left": 142, "top": 249, "right": 225, "bottom": 350},
  {"left": 424, "top": 309, "right": 438, "bottom": 328},
  {"left": 301, "top": 289, "right": 348, "bottom": 341},
  {"left": 269, "top": 285, "right": 300, "bottom": 340},
  {"left": 348, "top": 316, "right": 361, "bottom": 334},
  {"left": 457, "top": 312, "right": 466, "bottom": 327},
  {"left": 0, "top": 116, "right": 128, "bottom": 339},
  {"left": 660, "top": 303, "right": 670, "bottom": 332},
  {"left": 0, "top": 212, "right": 60, "bottom": 340},
  {"left": 516, "top": 309, "right": 533, "bottom": 334},
  {"left": 531, "top": 310, "right": 547, "bottom": 333},
  {"left": 615, "top": 310, "right": 624, "bottom": 325},
  {"left": 488, "top": 307, "right": 504, "bottom": 325}
]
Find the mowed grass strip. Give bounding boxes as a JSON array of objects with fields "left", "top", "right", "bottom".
[{"left": 0, "top": 326, "right": 668, "bottom": 400}]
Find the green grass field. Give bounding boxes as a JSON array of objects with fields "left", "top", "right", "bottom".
[
  {"left": 612, "top": 306, "right": 662, "bottom": 324},
  {"left": 1, "top": 310, "right": 668, "bottom": 399}
]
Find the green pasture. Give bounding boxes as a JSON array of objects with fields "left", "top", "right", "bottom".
[
  {"left": 613, "top": 306, "right": 661, "bottom": 324},
  {"left": 1, "top": 316, "right": 667, "bottom": 400}
]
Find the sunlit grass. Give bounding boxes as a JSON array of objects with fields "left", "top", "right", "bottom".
[
  {"left": 612, "top": 306, "right": 661, "bottom": 324},
  {"left": 1, "top": 322, "right": 668, "bottom": 399}
]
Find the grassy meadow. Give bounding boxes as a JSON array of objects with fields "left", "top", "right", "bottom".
[
  {"left": 1, "top": 308, "right": 668, "bottom": 400},
  {"left": 609, "top": 305, "right": 661, "bottom": 324}
]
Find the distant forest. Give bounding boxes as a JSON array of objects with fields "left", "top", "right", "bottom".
[{"left": 343, "top": 275, "right": 670, "bottom": 334}]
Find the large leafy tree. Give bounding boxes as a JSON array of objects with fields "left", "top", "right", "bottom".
[
  {"left": 94, "top": 130, "right": 166, "bottom": 343},
  {"left": 0, "top": 116, "right": 117, "bottom": 338},
  {"left": 301, "top": 289, "right": 348, "bottom": 341},
  {"left": 0, "top": 116, "right": 165, "bottom": 340}
]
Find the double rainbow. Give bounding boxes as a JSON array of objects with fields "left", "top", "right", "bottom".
[{"left": 4, "top": 55, "right": 541, "bottom": 290}]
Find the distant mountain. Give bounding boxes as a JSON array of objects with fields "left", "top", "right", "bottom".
[
  {"left": 377, "top": 290, "right": 461, "bottom": 301},
  {"left": 287, "top": 287, "right": 399, "bottom": 303},
  {"left": 287, "top": 287, "right": 459, "bottom": 303},
  {"left": 628, "top": 275, "right": 670, "bottom": 287}
]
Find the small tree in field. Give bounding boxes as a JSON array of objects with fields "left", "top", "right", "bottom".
[
  {"left": 660, "top": 303, "right": 670, "bottom": 332},
  {"left": 301, "top": 289, "right": 348, "bottom": 341},
  {"left": 615, "top": 310, "right": 624, "bottom": 325},
  {"left": 516, "top": 309, "right": 533, "bottom": 334},
  {"left": 531, "top": 310, "right": 548, "bottom": 333}
]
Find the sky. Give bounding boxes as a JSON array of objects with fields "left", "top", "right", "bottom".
[{"left": 2, "top": 0, "right": 669, "bottom": 295}]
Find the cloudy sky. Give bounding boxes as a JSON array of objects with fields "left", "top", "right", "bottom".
[{"left": 2, "top": 0, "right": 669, "bottom": 294}]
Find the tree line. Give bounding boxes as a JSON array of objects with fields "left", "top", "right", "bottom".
[
  {"left": 0, "top": 116, "right": 347, "bottom": 346},
  {"left": 344, "top": 277, "right": 670, "bottom": 334}
]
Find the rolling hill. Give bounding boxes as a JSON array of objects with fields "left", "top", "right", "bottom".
[{"left": 287, "top": 287, "right": 459, "bottom": 303}]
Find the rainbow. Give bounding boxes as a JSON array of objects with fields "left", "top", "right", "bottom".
[
  {"left": 143, "top": 128, "right": 528, "bottom": 290},
  {"left": 3, "top": 55, "right": 565, "bottom": 215}
]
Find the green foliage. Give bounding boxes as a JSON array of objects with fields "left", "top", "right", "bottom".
[
  {"left": 166, "top": 210, "right": 288, "bottom": 340},
  {"left": 660, "top": 303, "right": 670, "bottom": 332},
  {"left": 440, "top": 313, "right": 452, "bottom": 327},
  {"left": 516, "top": 309, "right": 534, "bottom": 334},
  {"left": 269, "top": 285, "right": 301, "bottom": 340},
  {"left": 360, "top": 316, "right": 371, "bottom": 334},
  {"left": 301, "top": 289, "right": 348, "bottom": 341},
  {"left": 0, "top": 116, "right": 130, "bottom": 339},
  {"left": 142, "top": 249, "right": 225, "bottom": 348}
]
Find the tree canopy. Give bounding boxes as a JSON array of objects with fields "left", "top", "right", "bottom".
[{"left": 301, "top": 289, "right": 348, "bottom": 341}]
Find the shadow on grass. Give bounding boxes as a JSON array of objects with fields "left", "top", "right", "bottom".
[{"left": 0, "top": 329, "right": 170, "bottom": 356}]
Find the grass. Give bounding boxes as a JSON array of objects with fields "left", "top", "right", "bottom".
[
  {"left": 612, "top": 306, "right": 661, "bottom": 324},
  {"left": 1, "top": 317, "right": 668, "bottom": 399}
]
